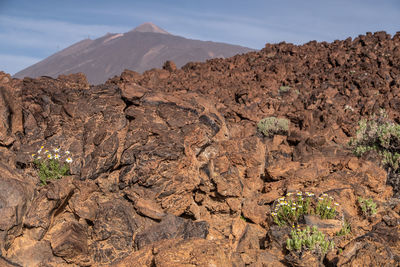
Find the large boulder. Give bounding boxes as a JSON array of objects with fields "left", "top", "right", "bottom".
[{"left": 0, "top": 162, "right": 34, "bottom": 252}]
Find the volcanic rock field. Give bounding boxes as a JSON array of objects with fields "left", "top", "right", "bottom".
[{"left": 1, "top": 31, "right": 400, "bottom": 266}]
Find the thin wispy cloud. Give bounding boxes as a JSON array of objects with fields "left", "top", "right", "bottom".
[
  {"left": 0, "top": 15, "right": 129, "bottom": 45},
  {"left": 84, "top": 1, "right": 398, "bottom": 47},
  {"left": 0, "top": 15, "right": 130, "bottom": 74}
]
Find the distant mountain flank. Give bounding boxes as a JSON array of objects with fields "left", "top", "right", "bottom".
[{"left": 14, "top": 22, "right": 255, "bottom": 84}]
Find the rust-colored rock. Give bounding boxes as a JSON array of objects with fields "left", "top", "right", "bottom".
[
  {"left": 1, "top": 32, "right": 400, "bottom": 266},
  {"left": 134, "top": 214, "right": 209, "bottom": 250},
  {"left": 50, "top": 221, "right": 90, "bottom": 265}
]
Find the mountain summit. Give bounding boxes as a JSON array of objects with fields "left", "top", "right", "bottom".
[
  {"left": 14, "top": 23, "right": 254, "bottom": 84},
  {"left": 131, "top": 22, "right": 171, "bottom": 35}
]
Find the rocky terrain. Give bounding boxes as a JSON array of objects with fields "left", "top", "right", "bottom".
[{"left": 1, "top": 31, "right": 400, "bottom": 266}]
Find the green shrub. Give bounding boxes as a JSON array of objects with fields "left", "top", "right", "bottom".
[
  {"left": 350, "top": 110, "right": 400, "bottom": 171},
  {"left": 336, "top": 221, "right": 351, "bottom": 236},
  {"left": 279, "top": 86, "right": 291, "bottom": 94},
  {"left": 272, "top": 192, "right": 312, "bottom": 227},
  {"left": 257, "top": 117, "right": 289, "bottom": 137},
  {"left": 31, "top": 146, "right": 72, "bottom": 185},
  {"left": 271, "top": 192, "right": 339, "bottom": 227},
  {"left": 286, "top": 226, "right": 335, "bottom": 256},
  {"left": 357, "top": 197, "right": 377, "bottom": 217},
  {"left": 315, "top": 194, "right": 337, "bottom": 220}
]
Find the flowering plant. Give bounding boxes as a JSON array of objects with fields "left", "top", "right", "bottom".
[
  {"left": 31, "top": 146, "right": 73, "bottom": 185},
  {"left": 316, "top": 193, "right": 338, "bottom": 219},
  {"left": 271, "top": 192, "right": 312, "bottom": 227},
  {"left": 271, "top": 192, "right": 339, "bottom": 226}
]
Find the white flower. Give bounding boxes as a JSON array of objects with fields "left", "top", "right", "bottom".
[
  {"left": 47, "top": 154, "right": 53, "bottom": 159},
  {"left": 334, "top": 203, "right": 339, "bottom": 206},
  {"left": 66, "top": 157, "right": 73, "bottom": 163},
  {"left": 54, "top": 154, "right": 60, "bottom": 160},
  {"left": 54, "top": 148, "right": 60, "bottom": 153},
  {"left": 327, "top": 207, "right": 331, "bottom": 210},
  {"left": 291, "top": 207, "right": 296, "bottom": 210},
  {"left": 298, "top": 205, "right": 303, "bottom": 208},
  {"left": 65, "top": 150, "right": 70, "bottom": 155},
  {"left": 297, "top": 192, "right": 303, "bottom": 196},
  {"left": 44, "top": 150, "right": 49, "bottom": 154}
]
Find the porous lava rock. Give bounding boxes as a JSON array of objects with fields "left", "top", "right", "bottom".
[{"left": 0, "top": 30, "right": 400, "bottom": 266}]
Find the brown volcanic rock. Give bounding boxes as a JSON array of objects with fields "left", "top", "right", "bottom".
[
  {"left": 335, "top": 221, "right": 400, "bottom": 266},
  {"left": 1, "top": 31, "right": 400, "bottom": 266},
  {"left": 119, "top": 90, "right": 233, "bottom": 216},
  {"left": 50, "top": 221, "right": 89, "bottom": 264},
  {"left": 15, "top": 75, "right": 125, "bottom": 181},
  {"left": 0, "top": 72, "right": 23, "bottom": 146},
  {"left": 0, "top": 162, "right": 34, "bottom": 252},
  {"left": 89, "top": 200, "right": 142, "bottom": 265},
  {"left": 114, "top": 238, "right": 234, "bottom": 267},
  {"left": 134, "top": 214, "right": 209, "bottom": 250}
]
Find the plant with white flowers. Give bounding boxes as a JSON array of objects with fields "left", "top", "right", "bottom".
[
  {"left": 271, "top": 192, "right": 339, "bottom": 226},
  {"left": 31, "top": 146, "right": 73, "bottom": 185}
]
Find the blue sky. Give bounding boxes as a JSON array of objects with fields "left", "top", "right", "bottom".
[{"left": 1, "top": 0, "right": 399, "bottom": 75}]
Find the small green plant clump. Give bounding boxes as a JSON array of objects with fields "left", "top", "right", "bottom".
[
  {"left": 315, "top": 194, "right": 337, "bottom": 219},
  {"left": 271, "top": 192, "right": 312, "bottom": 227},
  {"left": 357, "top": 197, "right": 377, "bottom": 217},
  {"left": 278, "top": 86, "right": 291, "bottom": 94},
  {"left": 336, "top": 221, "right": 351, "bottom": 236},
  {"left": 349, "top": 109, "right": 400, "bottom": 171},
  {"left": 257, "top": 117, "right": 289, "bottom": 137},
  {"left": 286, "top": 226, "right": 335, "bottom": 256},
  {"left": 271, "top": 192, "right": 340, "bottom": 227},
  {"left": 31, "top": 146, "right": 73, "bottom": 185}
]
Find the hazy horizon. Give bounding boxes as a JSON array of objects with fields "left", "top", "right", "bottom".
[{"left": 1, "top": 0, "right": 399, "bottom": 75}]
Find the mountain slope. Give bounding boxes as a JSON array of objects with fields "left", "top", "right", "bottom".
[{"left": 13, "top": 22, "right": 254, "bottom": 84}]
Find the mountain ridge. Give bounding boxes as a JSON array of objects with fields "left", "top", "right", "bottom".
[
  {"left": 130, "top": 22, "right": 170, "bottom": 34},
  {"left": 14, "top": 23, "right": 255, "bottom": 84}
]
